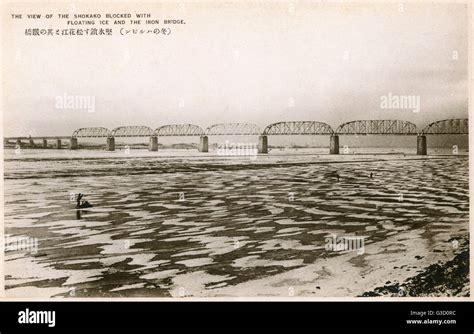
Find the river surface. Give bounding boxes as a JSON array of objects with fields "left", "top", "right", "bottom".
[{"left": 3, "top": 148, "right": 469, "bottom": 297}]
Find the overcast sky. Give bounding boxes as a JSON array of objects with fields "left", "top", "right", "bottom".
[{"left": 3, "top": 2, "right": 469, "bottom": 136}]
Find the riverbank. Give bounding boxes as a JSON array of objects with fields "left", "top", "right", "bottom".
[{"left": 361, "top": 236, "right": 469, "bottom": 297}]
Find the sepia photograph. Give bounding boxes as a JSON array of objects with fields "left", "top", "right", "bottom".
[{"left": 1, "top": 0, "right": 470, "bottom": 306}]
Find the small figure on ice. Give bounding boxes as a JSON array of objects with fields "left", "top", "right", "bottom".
[{"left": 76, "top": 193, "right": 93, "bottom": 209}]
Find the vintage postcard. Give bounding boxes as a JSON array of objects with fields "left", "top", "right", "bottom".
[{"left": 0, "top": 0, "right": 471, "bottom": 300}]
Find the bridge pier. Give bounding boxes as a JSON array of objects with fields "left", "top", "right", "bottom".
[
  {"left": 56, "top": 139, "right": 62, "bottom": 149},
  {"left": 329, "top": 135, "right": 339, "bottom": 154},
  {"left": 70, "top": 137, "right": 78, "bottom": 150},
  {"left": 42, "top": 139, "right": 48, "bottom": 148},
  {"left": 258, "top": 135, "right": 268, "bottom": 153},
  {"left": 149, "top": 136, "right": 158, "bottom": 151},
  {"left": 198, "top": 136, "right": 209, "bottom": 152},
  {"left": 417, "top": 135, "right": 427, "bottom": 155},
  {"left": 106, "top": 137, "right": 115, "bottom": 151}
]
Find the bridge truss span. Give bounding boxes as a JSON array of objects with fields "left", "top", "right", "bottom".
[
  {"left": 263, "top": 121, "right": 334, "bottom": 135},
  {"left": 205, "top": 123, "right": 261, "bottom": 136},
  {"left": 72, "top": 127, "right": 111, "bottom": 138},
  {"left": 422, "top": 118, "right": 468, "bottom": 135},
  {"left": 336, "top": 120, "right": 419, "bottom": 135},
  {"left": 111, "top": 126, "right": 155, "bottom": 138},
  {"left": 154, "top": 124, "right": 204, "bottom": 137}
]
